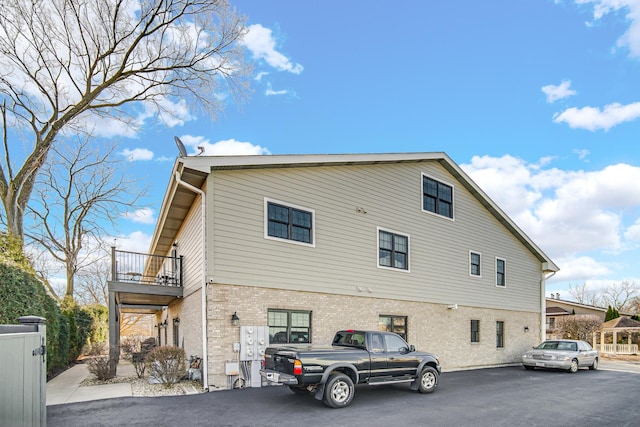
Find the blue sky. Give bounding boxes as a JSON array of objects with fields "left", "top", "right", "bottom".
[{"left": 74, "top": 1, "right": 640, "bottom": 299}]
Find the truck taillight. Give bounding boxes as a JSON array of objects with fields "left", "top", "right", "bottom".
[{"left": 293, "top": 359, "right": 303, "bottom": 375}]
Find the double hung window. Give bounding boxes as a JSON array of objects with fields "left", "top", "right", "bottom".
[
  {"left": 378, "top": 229, "right": 409, "bottom": 271},
  {"left": 470, "top": 251, "right": 481, "bottom": 277},
  {"left": 496, "top": 258, "right": 506, "bottom": 287},
  {"left": 422, "top": 175, "right": 454, "bottom": 219}
]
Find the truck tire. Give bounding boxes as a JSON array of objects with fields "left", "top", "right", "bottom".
[
  {"left": 418, "top": 366, "right": 438, "bottom": 394},
  {"left": 322, "top": 373, "right": 354, "bottom": 408}
]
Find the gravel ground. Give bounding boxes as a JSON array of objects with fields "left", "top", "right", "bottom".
[{"left": 81, "top": 373, "right": 206, "bottom": 397}]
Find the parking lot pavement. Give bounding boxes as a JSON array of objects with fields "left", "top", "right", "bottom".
[
  {"left": 48, "top": 365, "right": 640, "bottom": 427},
  {"left": 599, "top": 358, "right": 640, "bottom": 374}
]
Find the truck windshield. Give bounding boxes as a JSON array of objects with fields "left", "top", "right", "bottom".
[{"left": 333, "top": 332, "right": 365, "bottom": 347}]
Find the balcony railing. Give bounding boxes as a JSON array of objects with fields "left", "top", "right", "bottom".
[{"left": 111, "top": 248, "right": 183, "bottom": 287}]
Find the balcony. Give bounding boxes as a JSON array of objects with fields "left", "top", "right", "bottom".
[{"left": 108, "top": 248, "right": 183, "bottom": 314}]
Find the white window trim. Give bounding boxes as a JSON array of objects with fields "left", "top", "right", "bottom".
[
  {"left": 495, "top": 257, "right": 506, "bottom": 288},
  {"left": 469, "top": 250, "right": 482, "bottom": 278},
  {"left": 377, "top": 226, "right": 411, "bottom": 273},
  {"left": 421, "top": 172, "right": 455, "bottom": 221},
  {"left": 264, "top": 197, "right": 316, "bottom": 247}
]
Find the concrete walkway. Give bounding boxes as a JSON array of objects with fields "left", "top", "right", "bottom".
[{"left": 46, "top": 361, "right": 135, "bottom": 406}]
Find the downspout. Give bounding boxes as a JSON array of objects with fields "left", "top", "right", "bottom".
[
  {"left": 541, "top": 270, "right": 557, "bottom": 342},
  {"left": 174, "top": 171, "right": 209, "bottom": 391}
]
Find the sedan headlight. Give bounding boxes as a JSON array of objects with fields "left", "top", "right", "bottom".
[{"left": 522, "top": 353, "right": 531, "bottom": 359}]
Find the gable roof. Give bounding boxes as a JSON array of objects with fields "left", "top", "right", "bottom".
[
  {"left": 149, "top": 152, "right": 559, "bottom": 272},
  {"left": 546, "top": 306, "right": 571, "bottom": 316},
  {"left": 602, "top": 317, "right": 640, "bottom": 329},
  {"left": 545, "top": 297, "right": 635, "bottom": 317}
]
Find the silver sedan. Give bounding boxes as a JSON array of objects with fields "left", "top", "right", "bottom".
[{"left": 522, "top": 340, "right": 599, "bottom": 373}]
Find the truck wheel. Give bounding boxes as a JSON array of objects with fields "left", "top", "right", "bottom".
[
  {"left": 322, "top": 373, "right": 354, "bottom": 408},
  {"left": 418, "top": 366, "right": 438, "bottom": 394}
]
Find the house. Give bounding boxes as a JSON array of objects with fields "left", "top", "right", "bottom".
[
  {"left": 107, "top": 152, "right": 558, "bottom": 390},
  {"left": 545, "top": 294, "right": 638, "bottom": 353},
  {"left": 544, "top": 295, "right": 612, "bottom": 338}
]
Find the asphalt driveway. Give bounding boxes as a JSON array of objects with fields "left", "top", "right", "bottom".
[{"left": 48, "top": 365, "right": 640, "bottom": 427}]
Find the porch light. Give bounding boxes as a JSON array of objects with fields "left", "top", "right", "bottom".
[{"left": 231, "top": 312, "right": 240, "bottom": 326}]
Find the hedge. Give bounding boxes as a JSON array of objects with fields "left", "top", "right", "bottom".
[{"left": 0, "top": 262, "right": 69, "bottom": 376}]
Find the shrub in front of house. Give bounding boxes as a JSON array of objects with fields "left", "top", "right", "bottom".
[
  {"left": 85, "top": 342, "right": 116, "bottom": 381},
  {"left": 145, "top": 346, "right": 186, "bottom": 386}
]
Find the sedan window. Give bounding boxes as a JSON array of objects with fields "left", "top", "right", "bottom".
[{"left": 557, "top": 342, "right": 577, "bottom": 351}]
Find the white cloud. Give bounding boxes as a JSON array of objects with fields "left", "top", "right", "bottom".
[
  {"left": 177, "top": 135, "right": 271, "bottom": 156},
  {"left": 255, "top": 71, "right": 269, "bottom": 81},
  {"left": 115, "top": 231, "right": 152, "bottom": 253},
  {"left": 121, "top": 148, "right": 154, "bottom": 161},
  {"left": 542, "top": 80, "right": 577, "bottom": 103},
  {"left": 575, "top": 0, "right": 640, "bottom": 58},
  {"left": 123, "top": 208, "right": 156, "bottom": 225},
  {"left": 553, "top": 101, "right": 640, "bottom": 130},
  {"left": 549, "top": 256, "right": 612, "bottom": 283},
  {"left": 243, "top": 24, "right": 304, "bottom": 74},
  {"left": 573, "top": 148, "right": 591, "bottom": 160},
  {"left": 265, "top": 85, "right": 289, "bottom": 96},
  {"left": 140, "top": 97, "right": 195, "bottom": 128},
  {"left": 461, "top": 156, "right": 640, "bottom": 262},
  {"left": 625, "top": 218, "right": 640, "bottom": 241}
]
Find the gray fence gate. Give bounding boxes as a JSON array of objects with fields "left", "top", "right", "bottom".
[{"left": 0, "top": 316, "right": 47, "bottom": 427}]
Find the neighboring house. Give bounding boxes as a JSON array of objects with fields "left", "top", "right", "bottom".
[
  {"left": 108, "top": 152, "right": 558, "bottom": 390},
  {"left": 545, "top": 295, "right": 637, "bottom": 353},
  {"left": 544, "top": 295, "right": 611, "bottom": 339},
  {"left": 545, "top": 295, "right": 634, "bottom": 335}
]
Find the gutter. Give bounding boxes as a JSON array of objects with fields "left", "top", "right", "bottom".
[
  {"left": 540, "top": 270, "right": 557, "bottom": 342},
  {"left": 174, "top": 170, "right": 209, "bottom": 391}
]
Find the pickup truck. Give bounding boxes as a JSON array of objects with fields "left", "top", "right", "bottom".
[{"left": 260, "top": 329, "right": 441, "bottom": 408}]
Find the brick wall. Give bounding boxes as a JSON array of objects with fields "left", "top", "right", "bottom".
[{"left": 201, "top": 284, "right": 540, "bottom": 388}]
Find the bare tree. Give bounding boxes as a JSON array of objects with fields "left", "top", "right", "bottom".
[
  {"left": 25, "top": 137, "right": 144, "bottom": 301},
  {"left": 0, "top": 0, "right": 251, "bottom": 244},
  {"left": 74, "top": 254, "right": 111, "bottom": 306},
  {"left": 601, "top": 281, "right": 639, "bottom": 312},
  {"left": 567, "top": 282, "right": 602, "bottom": 307},
  {"left": 556, "top": 315, "right": 602, "bottom": 342}
]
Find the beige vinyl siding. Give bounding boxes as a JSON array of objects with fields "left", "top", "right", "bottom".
[
  {"left": 210, "top": 161, "right": 543, "bottom": 313},
  {"left": 176, "top": 193, "right": 204, "bottom": 297}
]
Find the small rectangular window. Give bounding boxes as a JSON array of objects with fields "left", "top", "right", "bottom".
[
  {"left": 265, "top": 199, "right": 314, "bottom": 246},
  {"left": 268, "top": 309, "right": 311, "bottom": 344},
  {"left": 471, "top": 320, "right": 480, "bottom": 343},
  {"left": 496, "top": 258, "right": 506, "bottom": 287},
  {"left": 379, "top": 315, "right": 408, "bottom": 341},
  {"left": 496, "top": 321, "right": 504, "bottom": 348},
  {"left": 378, "top": 229, "right": 409, "bottom": 271},
  {"left": 422, "top": 174, "right": 454, "bottom": 219},
  {"left": 546, "top": 317, "right": 556, "bottom": 329},
  {"left": 470, "top": 251, "right": 481, "bottom": 277},
  {"left": 173, "top": 319, "right": 180, "bottom": 347}
]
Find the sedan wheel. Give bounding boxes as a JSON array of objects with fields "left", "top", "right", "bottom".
[
  {"left": 589, "top": 358, "right": 598, "bottom": 370},
  {"left": 567, "top": 359, "right": 579, "bottom": 373}
]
